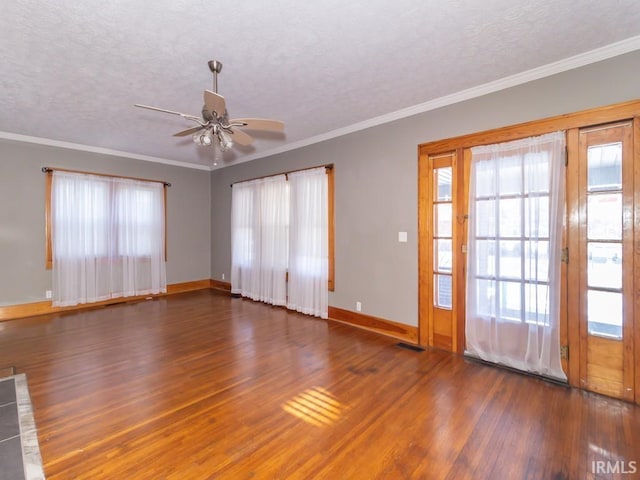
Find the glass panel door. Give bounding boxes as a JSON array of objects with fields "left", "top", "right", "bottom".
[
  {"left": 426, "top": 153, "right": 457, "bottom": 351},
  {"left": 586, "top": 143, "right": 623, "bottom": 338},
  {"left": 434, "top": 167, "right": 453, "bottom": 309},
  {"left": 577, "top": 123, "right": 634, "bottom": 401}
]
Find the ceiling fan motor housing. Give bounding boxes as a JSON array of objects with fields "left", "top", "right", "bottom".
[{"left": 208, "top": 60, "right": 222, "bottom": 74}]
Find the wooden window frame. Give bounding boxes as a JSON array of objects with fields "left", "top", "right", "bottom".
[
  {"left": 327, "top": 167, "right": 335, "bottom": 291},
  {"left": 45, "top": 168, "right": 169, "bottom": 269}
]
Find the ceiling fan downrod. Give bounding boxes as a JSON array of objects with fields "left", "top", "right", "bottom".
[{"left": 208, "top": 60, "right": 222, "bottom": 93}]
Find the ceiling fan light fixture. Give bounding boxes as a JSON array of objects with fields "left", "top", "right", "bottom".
[
  {"left": 192, "top": 131, "right": 213, "bottom": 146},
  {"left": 217, "top": 129, "right": 233, "bottom": 151}
]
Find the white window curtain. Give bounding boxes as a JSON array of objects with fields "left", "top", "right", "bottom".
[
  {"left": 287, "top": 167, "right": 328, "bottom": 318},
  {"left": 230, "top": 175, "right": 289, "bottom": 306},
  {"left": 465, "top": 131, "right": 566, "bottom": 380},
  {"left": 51, "top": 171, "right": 167, "bottom": 307}
]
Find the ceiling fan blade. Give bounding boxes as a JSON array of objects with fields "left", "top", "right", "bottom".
[
  {"left": 173, "top": 126, "right": 205, "bottom": 137},
  {"left": 228, "top": 128, "right": 254, "bottom": 146},
  {"left": 229, "top": 118, "right": 285, "bottom": 132},
  {"left": 135, "top": 104, "right": 202, "bottom": 123},
  {"left": 204, "top": 90, "right": 226, "bottom": 116}
]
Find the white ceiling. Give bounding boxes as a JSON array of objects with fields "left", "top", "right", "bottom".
[{"left": 2, "top": 1, "right": 640, "bottom": 171}]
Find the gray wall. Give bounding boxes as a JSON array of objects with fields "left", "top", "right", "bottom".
[
  {"left": 0, "top": 141, "right": 211, "bottom": 306},
  {"left": 211, "top": 50, "right": 640, "bottom": 327},
  {"left": 3, "top": 50, "right": 639, "bottom": 317}
]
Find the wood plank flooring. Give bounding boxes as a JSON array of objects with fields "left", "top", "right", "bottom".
[{"left": 0, "top": 290, "right": 638, "bottom": 479}]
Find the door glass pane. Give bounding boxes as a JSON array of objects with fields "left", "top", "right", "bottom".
[
  {"left": 499, "top": 281, "right": 521, "bottom": 322},
  {"left": 524, "top": 196, "right": 549, "bottom": 238},
  {"left": 587, "top": 194, "right": 622, "bottom": 240},
  {"left": 434, "top": 203, "right": 452, "bottom": 237},
  {"left": 497, "top": 155, "right": 522, "bottom": 195},
  {"left": 499, "top": 241, "right": 521, "bottom": 280},
  {"left": 588, "top": 243, "right": 622, "bottom": 289},
  {"left": 524, "top": 241, "right": 549, "bottom": 281},
  {"left": 524, "top": 283, "right": 549, "bottom": 325},
  {"left": 499, "top": 198, "right": 522, "bottom": 237},
  {"left": 475, "top": 240, "right": 495, "bottom": 277},
  {"left": 434, "top": 274, "right": 452, "bottom": 309},
  {"left": 523, "top": 153, "right": 549, "bottom": 193},
  {"left": 476, "top": 200, "right": 495, "bottom": 237},
  {"left": 435, "top": 167, "right": 452, "bottom": 200},
  {"left": 587, "top": 290, "right": 622, "bottom": 339},
  {"left": 435, "top": 239, "right": 452, "bottom": 272},
  {"left": 475, "top": 161, "right": 494, "bottom": 197},
  {"left": 475, "top": 278, "right": 495, "bottom": 317},
  {"left": 587, "top": 143, "right": 622, "bottom": 192}
]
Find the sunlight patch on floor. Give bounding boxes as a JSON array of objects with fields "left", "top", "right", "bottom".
[{"left": 282, "top": 386, "right": 347, "bottom": 427}]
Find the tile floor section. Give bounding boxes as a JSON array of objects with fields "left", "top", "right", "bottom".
[{"left": 0, "top": 375, "right": 44, "bottom": 480}]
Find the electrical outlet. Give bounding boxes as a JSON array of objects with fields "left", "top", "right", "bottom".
[
  {"left": 45, "top": 290, "right": 52, "bottom": 299},
  {"left": 356, "top": 301, "right": 362, "bottom": 312},
  {"left": 222, "top": 273, "right": 225, "bottom": 280}
]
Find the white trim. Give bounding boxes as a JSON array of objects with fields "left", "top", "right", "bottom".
[
  {"left": 0, "top": 132, "right": 211, "bottom": 171},
  {"left": 2, "top": 35, "right": 640, "bottom": 172}
]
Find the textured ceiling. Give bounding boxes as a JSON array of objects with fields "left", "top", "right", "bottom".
[{"left": 2, "top": 0, "right": 640, "bottom": 170}]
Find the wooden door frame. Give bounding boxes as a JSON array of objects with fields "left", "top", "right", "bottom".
[
  {"left": 418, "top": 100, "right": 640, "bottom": 403},
  {"left": 418, "top": 150, "right": 459, "bottom": 350},
  {"left": 635, "top": 118, "right": 640, "bottom": 404},
  {"left": 566, "top": 128, "right": 581, "bottom": 387}
]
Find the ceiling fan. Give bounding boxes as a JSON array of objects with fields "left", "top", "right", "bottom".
[{"left": 135, "top": 60, "right": 284, "bottom": 152}]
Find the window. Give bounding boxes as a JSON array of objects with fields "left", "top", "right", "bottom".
[
  {"left": 230, "top": 166, "right": 334, "bottom": 287},
  {"left": 50, "top": 176, "right": 111, "bottom": 259},
  {"left": 116, "top": 184, "right": 160, "bottom": 256},
  {"left": 230, "top": 166, "right": 334, "bottom": 318},
  {"left": 230, "top": 186, "right": 255, "bottom": 269},
  {"left": 45, "top": 169, "right": 167, "bottom": 306},
  {"left": 46, "top": 170, "right": 168, "bottom": 267},
  {"left": 286, "top": 167, "right": 330, "bottom": 318}
]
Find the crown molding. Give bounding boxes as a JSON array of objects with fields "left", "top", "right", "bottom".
[
  {"left": 0, "top": 132, "right": 212, "bottom": 171},
  {"left": 3, "top": 35, "right": 640, "bottom": 173},
  {"left": 227, "top": 35, "right": 640, "bottom": 169}
]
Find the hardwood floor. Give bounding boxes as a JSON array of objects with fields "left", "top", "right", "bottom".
[{"left": 0, "top": 290, "right": 638, "bottom": 479}]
